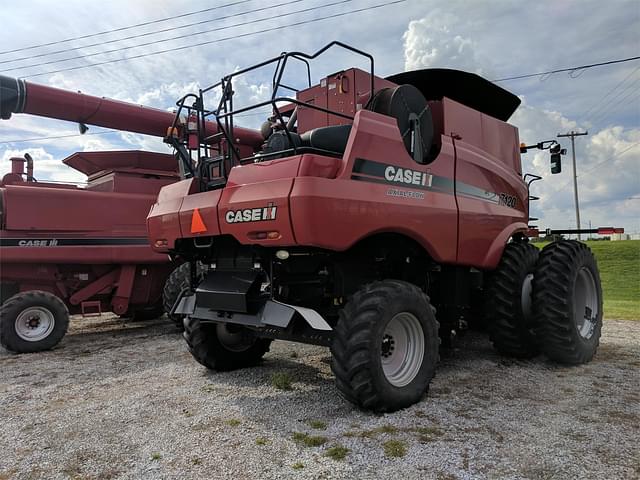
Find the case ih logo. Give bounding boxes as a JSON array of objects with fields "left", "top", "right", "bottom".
[
  {"left": 225, "top": 203, "right": 277, "bottom": 223},
  {"left": 18, "top": 239, "right": 58, "bottom": 247},
  {"left": 384, "top": 166, "right": 432, "bottom": 187}
]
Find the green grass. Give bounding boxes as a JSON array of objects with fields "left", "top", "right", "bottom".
[
  {"left": 324, "top": 445, "right": 350, "bottom": 461},
  {"left": 306, "top": 420, "right": 327, "bottom": 430},
  {"left": 534, "top": 240, "right": 639, "bottom": 320},
  {"left": 292, "top": 432, "right": 328, "bottom": 447},
  {"left": 383, "top": 439, "right": 407, "bottom": 458},
  {"left": 270, "top": 372, "right": 293, "bottom": 390}
]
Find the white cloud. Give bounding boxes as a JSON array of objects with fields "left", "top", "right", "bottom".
[
  {"left": 1, "top": 147, "right": 86, "bottom": 183},
  {"left": 402, "top": 13, "right": 492, "bottom": 76}
]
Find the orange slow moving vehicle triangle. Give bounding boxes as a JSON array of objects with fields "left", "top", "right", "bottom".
[{"left": 190, "top": 208, "right": 207, "bottom": 234}]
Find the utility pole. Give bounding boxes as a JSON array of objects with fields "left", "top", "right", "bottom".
[{"left": 557, "top": 130, "right": 589, "bottom": 240}]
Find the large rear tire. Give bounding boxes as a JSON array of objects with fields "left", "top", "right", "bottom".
[
  {"left": 0, "top": 291, "right": 69, "bottom": 353},
  {"left": 330, "top": 280, "right": 439, "bottom": 413},
  {"left": 533, "top": 241, "right": 603, "bottom": 364},
  {"left": 183, "top": 318, "right": 272, "bottom": 371},
  {"left": 484, "top": 242, "right": 540, "bottom": 358}
]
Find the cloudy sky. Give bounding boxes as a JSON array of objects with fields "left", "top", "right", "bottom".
[{"left": 1, "top": 0, "right": 638, "bottom": 233}]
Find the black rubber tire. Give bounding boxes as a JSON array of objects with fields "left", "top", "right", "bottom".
[
  {"left": 330, "top": 280, "right": 439, "bottom": 413},
  {"left": 533, "top": 241, "right": 603, "bottom": 364},
  {"left": 484, "top": 242, "right": 540, "bottom": 358},
  {"left": 163, "top": 262, "right": 205, "bottom": 330},
  {"left": 0, "top": 283, "right": 19, "bottom": 305},
  {"left": 0, "top": 291, "right": 69, "bottom": 353},
  {"left": 183, "top": 317, "right": 272, "bottom": 371}
]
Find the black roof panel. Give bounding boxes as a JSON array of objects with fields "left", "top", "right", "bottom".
[{"left": 386, "top": 69, "right": 521, "bottom": 121}]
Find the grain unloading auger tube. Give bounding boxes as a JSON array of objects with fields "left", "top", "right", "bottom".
[{"left": 0, "top": 74, "right": 263, "bottom": 146}]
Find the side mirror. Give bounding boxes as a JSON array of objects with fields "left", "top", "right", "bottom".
[
  {"left": 549, "top": 144, "right": 566, "bottom": 174},
  {"left": 550, "top": 152, "right": 562, "bottom": 174}
]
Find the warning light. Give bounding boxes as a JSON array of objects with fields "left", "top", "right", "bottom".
[
  {"left": 249, "top": 231, "right": 281, "bottom": 240},
  {"left": 190, "top": 208, "right": 207, "bottom": 234}
]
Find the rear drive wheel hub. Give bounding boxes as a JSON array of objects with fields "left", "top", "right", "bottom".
[
  {"left": 216, "top": 323, "right": 255, "bottom": 352},
  {"left": 381, "top": 312, "right": 425, "bottom": 387},
  {"left": 15, "top": 307, "right": 55, "bottom": 342},
  {"left": 575, "top": 267, "right": 598, "bottom": 340}
]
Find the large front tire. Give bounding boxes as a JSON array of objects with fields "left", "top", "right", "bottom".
[
  {"left": 533, "top": 241, "right": 603, "bottom": 364},
  {"left": 484, "top": 242, "right": 540, "bottom": 358},
  {"left": 330, "top": 280, "right": 439, "bottom": 413},
  {"left": 0, "top": 291, "right": 69, "bottom": 353},
  {"left": 183, "top": 318, "right": 272, "bottom": 371}
]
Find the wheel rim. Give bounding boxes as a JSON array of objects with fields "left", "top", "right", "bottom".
[
  {"left": 381, "top": 312, "right": 425, "bottom": 387},
  {"left": 15, "top": 307, "right": 55, "bottom": 342},
  {"left": 216, "top": 323, "right": 255, "bottom": 352},
  {"left": 574, "top": 267, "right": 599, "bottom": 340},
  {"left": 521, "top": 273, "right": 534, "bottom": 318}
]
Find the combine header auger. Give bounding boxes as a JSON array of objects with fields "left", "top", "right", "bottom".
[
  {"left": 0, "top": 75, "right": 215, "bottom": 353},
  {"left": 147, "top": 41, "right": 619, "bottom": 412}
]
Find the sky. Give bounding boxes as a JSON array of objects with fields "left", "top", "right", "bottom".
[{"left": 0, "top": 0, "right": 638, "bottom": 233}]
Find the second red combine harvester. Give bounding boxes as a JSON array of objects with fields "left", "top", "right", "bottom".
[
  {"left": 0, "top": 77, "right": 191, "bottom": 352},
  {"left": 141, "top": 42, "right": 617, "bottom": 412}
]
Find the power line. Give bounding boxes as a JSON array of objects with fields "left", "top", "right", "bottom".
[
  {"left": 0, "top": 0, "right": 307, "bottom": 67},
  {"left": 23, "top": 0, "right": 407, "bottom": 79},
  {"left": 579, "top": 142, "right": 639, "bottom": 176},
  {"left": 581, "top": 65, "right": 640, "bottom": 121},
  {"left": 3, "top": 0, "right": 348, "bottom": 74},
  {"left": 0, "top": 130, "right": 120, "bottom": 145},
  {"left": 587, "top": 77, "right": 640, "bottom": 127},
  {"left": 0, "top": 0, "right": 255, "bottom": 56},
  {"left": 492, "top": 56, "right": 640, "bottom": 82}
]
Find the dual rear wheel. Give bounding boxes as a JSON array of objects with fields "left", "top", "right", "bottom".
[{"left": 485, "top": 240, "right": 602, "bottom": 364}]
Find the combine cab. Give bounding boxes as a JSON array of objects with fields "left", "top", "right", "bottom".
[{"left": 148, "top": 42, "right": 614, "bottom": 411}]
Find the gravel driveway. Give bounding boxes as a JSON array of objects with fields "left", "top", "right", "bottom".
[{"left": 0, "top": 316, "right": 638, "bottom": 480}]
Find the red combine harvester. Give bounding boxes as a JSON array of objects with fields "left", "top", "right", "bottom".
[
  {"left": 147, "top": 42, "right": 623, "bottom": 412},
  {"left": 0, "top": 76, "right": 196, "bottom": 353}
]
